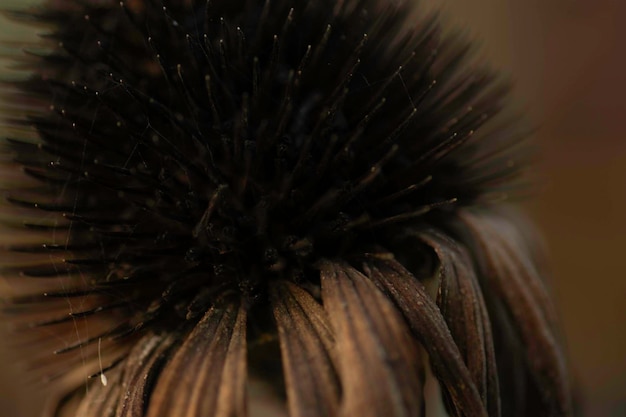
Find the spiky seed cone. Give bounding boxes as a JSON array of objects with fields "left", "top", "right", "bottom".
[{"left": 0, "top": 1, "right": 573, "bottom": 416}]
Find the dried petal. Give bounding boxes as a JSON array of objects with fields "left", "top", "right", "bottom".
[
  {"left": 363, "top": 256, "right": 487, "bottom": 417},
  {"left": 271, "top": 281, "right": 339, "bottom": 417},
  {"left": 486, "top": 291, "right": 531, "bottom": 417},
  {"left": 459, "top": 210, "right": 572, "bottom": 415},
  {"left": 115, "top": 333, "right": 178, "bottom": 417},
  {"left": 419, "top": 230, "right": 500, "bottom": 417},
  {"left": 146, "top": 302, "right": 247, "bottom": 417},
  {"left": 319, "top": 260, "right": 423, "bottom": 417}
]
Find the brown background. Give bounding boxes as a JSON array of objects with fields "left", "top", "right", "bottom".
[{"left": 2, "top": 0, "right": 625, "bottom": 416}]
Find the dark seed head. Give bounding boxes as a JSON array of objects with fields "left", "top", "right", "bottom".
[
  {"left": 1, "top": 1, "right": 573, "bottom": 416},
  {"left": 6, "top": 0, "right": 507, "bottom": 311}
]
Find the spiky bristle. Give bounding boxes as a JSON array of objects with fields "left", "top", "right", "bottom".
[{"left": 0, "top": 1, "right": 568, "bottom": 417}]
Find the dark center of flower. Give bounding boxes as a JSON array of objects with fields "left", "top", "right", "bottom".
[
  {"left": 7, "top": 0, "right": 510, "bottom": 339},
  {"left": 0, "top": 2, "right": 574, "bottom": 416}
]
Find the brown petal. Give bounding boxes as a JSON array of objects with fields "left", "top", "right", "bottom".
[
  {"left": 486, "top": 291, "right": 531, "bottom": 417},
  {"left": 363, "top": 256, "right": 487, "bottom": 417},
  {"left": 319, "top": 260, "right": 423, "bottom": 417},
  {"left": 419, "top": 230, "right": 500, "bottom": 417},
  {"left": 459, "top": 210, "right": 572, "bottom": 416},
  {"left": 146, "top": 301, "right": 247, "bottom": 417},
  {"left": 271, "top": 281, "right": 340, "bottom": 417},
  {"left": 115, "top": 333, "right": 178, "bottom": 417}
]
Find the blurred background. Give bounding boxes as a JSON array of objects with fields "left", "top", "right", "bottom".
[{"left": 1, "top": 0, "right": 625, "bottom": 416}]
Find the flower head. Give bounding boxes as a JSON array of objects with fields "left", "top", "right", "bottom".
[{"left": 1, "top": 1, "right": 573, "bottom": 416}]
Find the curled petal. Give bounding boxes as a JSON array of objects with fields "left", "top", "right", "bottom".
[
  {"left": 419, "top": 230, "right": 500, "bottom": 417},
  {"left": 319, "top": 260, "right": 423, "bottom": 417},
  {"left": 271, "top": 280, "right": 340, "bottom": 417},
  {"left": 146, "top": 301, "right": 247, "bottom": 417},
  {"left": 485, "top": 291, "right": 532, "bottom": 417},
  {"left": 363, "top": 256, "right": 487, "bottom": 417},
  {"left": 458, "top": 209, "right": 572, "bottom": 416}
]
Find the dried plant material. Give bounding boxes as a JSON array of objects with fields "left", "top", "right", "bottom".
[
  {"left": 458, "top": 210, "right": 572, "bottom": 416},
  {"left": 147, "top": 302, "right": 247, "bottom": 417},
  {"left": 271, "top": 281, "right": 339, "bottom": 417},
  {"left": 0, "top": 1, "right": 574, "bottom": 416},
  {"left": 364, "top": 255, "right": 487, "bottom": 416},
  {"left": 320, "top": 260, "right": 424, "bottom": 417}
]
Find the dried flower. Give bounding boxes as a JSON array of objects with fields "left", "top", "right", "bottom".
[{"left": 1, "top": 1, "right": 573, "bottom": 416}]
